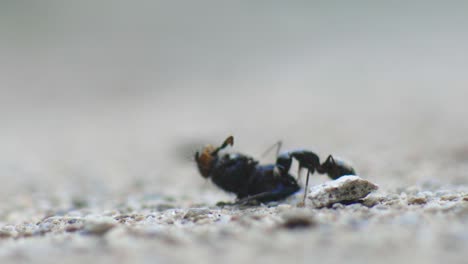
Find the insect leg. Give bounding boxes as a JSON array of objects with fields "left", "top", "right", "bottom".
[
  {"left": 302, "top": 170, "right": 311, "bottom": 204},
  {"left": 236, "top": 186, "right": 300, "bottom": 204},
  {"left": 260, "top": 140, "right": 283, "bottom": 159}
]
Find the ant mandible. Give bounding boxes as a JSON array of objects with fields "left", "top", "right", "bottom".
[{"left": 195, "top": 136, "right": 356, "bottom": 204}]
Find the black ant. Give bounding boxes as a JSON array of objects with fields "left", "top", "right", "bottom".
[{"left": 195, "top": 136, "right": 356, "bottom": 204}]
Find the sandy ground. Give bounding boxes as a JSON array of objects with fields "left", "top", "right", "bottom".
[{"left": 1, "top": 88, "right": 468, "bottom": 264}]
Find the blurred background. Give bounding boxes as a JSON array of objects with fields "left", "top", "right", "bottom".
[{"left": 1, "top": 0, "right": 467, "bottom": 202}]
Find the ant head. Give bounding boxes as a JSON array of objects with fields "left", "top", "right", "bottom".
[
  {"left": 321, "top": 156, "right": 356, "bottom": 179},
  {"left": 195, "top": 145, "right": 216, "bottom": 178},
  {"left": 195, "top": 136, "right": 234, "bottom": 178}
]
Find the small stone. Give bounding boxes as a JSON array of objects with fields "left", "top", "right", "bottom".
[
  {"left": 131, "top": 214, "right": 145, "bottom": 221},
  {"left": 332, "top": 203, "right": 345, "bottom": 209},
  {"left": 375, "top": 204, "right": 389, "bottom": 210},
  {"left": 0, "top": 226, "right": 16, "bottom": 238},
  {"left": 440, "top": 194, "right": 459, "bottom": 201},
  {"left": 407, "top": 193, "right": 427, "bottom": 205},
  {"left": 195, "top": 218, "right": 212, "bottom": 225},
  {"left": 183, "top": 208, "right": 211, "bottom": 222},
  {"left": 65, "top": 224, "right": 84, "bottom": 233},
  {"left": 36, "top": 222, "right": 54, "bottom": 235},
  {"left": 276, "top": 204, "right": 293, "bottom": 213},
  {"left": 15, "top": 224, "right": 36, "bottom": 237},
  {"left": 280, "top": 209, "right": 316, "bottom": 229},
  {"left": 307, "top": 176, "right": 378, "bottom": 208},
  {"left": 362, "top": 192, "right": 387, "bottom": 207},
  {"left": 83, "top": 220, "right": 116, "bottom": 235},
  {"left": 407, "top": 192, "right": 433, "bottom": 205},
  {"left": 114, "top": 215, "right": 131, "bottom": 221},
  {"left": 164, "top": 219, "right": 174, "bottom": 224},
  {"left": 407, "top": 195, "right": 427, "bottom": 205}
]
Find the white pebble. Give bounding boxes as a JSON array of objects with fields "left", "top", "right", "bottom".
[{"left": 308, "top": 176, "right": 378, "bottom": 208}]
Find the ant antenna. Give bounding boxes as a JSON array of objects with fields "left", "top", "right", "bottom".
[
  {"left": 260, "top": 140, "right": 282, "bottom": 159},
  {"left": 211, "top": 136, "right": 234, "bottom": 155},
  {"left": 317, "top": 155, "right": 336, "bottom": 174}
]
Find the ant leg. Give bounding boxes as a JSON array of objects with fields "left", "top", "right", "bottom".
[
  {"left": 274, "top": 141, "right": 282, "bottom": 158},
  {"left": 261, "top": 140, "right": 282, "bottom": 159},
  {"left": 302, "top": 170, "right": 311, "bottom": 204},
  {"left": 235, "top": 192, "right": 270, "bottom": 205},
  {"left": 236, "top": 185, "right": 299, "bottom": 205}
]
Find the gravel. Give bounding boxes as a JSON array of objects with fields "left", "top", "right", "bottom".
[{"left": 0, "top": 183, "right": 467, "bottom": 264}]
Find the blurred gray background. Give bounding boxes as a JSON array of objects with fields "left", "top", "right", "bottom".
[{"left": 1, "top": 1, "right": 467, "bottom": 201}]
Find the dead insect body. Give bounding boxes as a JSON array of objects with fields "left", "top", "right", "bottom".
[{"left": 195, "top": 136, "right": 356, "bottom": 204}]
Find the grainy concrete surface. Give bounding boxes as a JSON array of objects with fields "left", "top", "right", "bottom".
[{"left": 1, "top": 2, "right": 468, "bottom": 264}]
